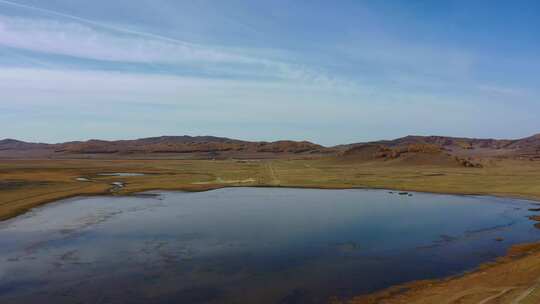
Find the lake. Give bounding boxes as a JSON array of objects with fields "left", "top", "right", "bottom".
[{"left": 0, "top": 188, "right": 539, "bottom": 303}]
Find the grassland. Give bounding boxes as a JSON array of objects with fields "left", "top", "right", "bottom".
[{"left": 1, "top": 157, "right": 540, "bottom": 303}]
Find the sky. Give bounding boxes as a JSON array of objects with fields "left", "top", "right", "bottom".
[{"left": 0, "top": 0, "right": 539, "bottom": 146}]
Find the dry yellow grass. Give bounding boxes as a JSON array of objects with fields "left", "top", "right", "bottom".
[{"left": 1, "top": 157, "right": 540, "bottom": 303}]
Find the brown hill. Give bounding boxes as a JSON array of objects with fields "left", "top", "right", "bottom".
[
  {"left": 0, "top": 136, "right": 330, "bottom": 159},
  {"left": 0, "top": 139, "right": 49, "bottom": 150},
  {"left": 341, "top": 134, "right": 540, "bottom": 160},
  {"left": 339, "top": 142, "right": 482, "bottom": 168},
  {"left": 506, "top": 134, "right": 540, "bottom": 158}
]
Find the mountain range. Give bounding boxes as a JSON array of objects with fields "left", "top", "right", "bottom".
[{"left": 1, "top": 134, "right": 539, "bottom": 161}]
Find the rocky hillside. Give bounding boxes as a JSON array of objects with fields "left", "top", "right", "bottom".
[
  {"left": 341, "top": 134, "right": 540, "bottom": 160},
  {"left": 340, "top": 143, "right": 482, "bottom": 168}
]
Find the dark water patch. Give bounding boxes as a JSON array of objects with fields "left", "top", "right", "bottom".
[
  {"left": 280, "top": 289, "right": 314, "bottom": 304},
  {"left": 0, "top": 188, "right": 539, "bottom": 304},
  {"left": 157, "top": 286, "right": 224, "bottom": 303},
  {"left": 0, "top": 280, "right": 47, "bottom": 297}
]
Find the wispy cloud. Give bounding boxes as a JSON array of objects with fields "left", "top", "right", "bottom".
[
  {"left": 0, "top": 14, "right": 357, "bottom": 92},
  {"left": 0, "top": 15, "right": 255, "bottom": 64}
]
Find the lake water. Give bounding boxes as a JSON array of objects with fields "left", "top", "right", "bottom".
[{"left": 0, "top": 188, "right": 539, "bottom": 303}]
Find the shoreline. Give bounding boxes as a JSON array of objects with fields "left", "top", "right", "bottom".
[
  {"left": 2, "top": 184, "right": 540, "bottom": 303},
  {"left": 345, "top": 241, "right": 540, "bottom": 303}
]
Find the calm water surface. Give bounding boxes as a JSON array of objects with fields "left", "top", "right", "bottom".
[{"left": 0, "top": 188, "right": 539, "bottom": 303}]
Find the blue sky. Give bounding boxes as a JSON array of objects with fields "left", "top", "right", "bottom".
[{"left": 0, "top": 0, "right": 539, "bottom": 145}]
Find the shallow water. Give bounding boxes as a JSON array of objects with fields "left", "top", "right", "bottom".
[
  {"left": 98, "top": 172, "right": 145, "bottom": 176},
  {"left": 0, "top": 188, "right": 539, "bottom": 304}
]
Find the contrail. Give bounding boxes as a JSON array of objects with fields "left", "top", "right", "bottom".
[{"left": 0, "top": 0, "right": 195, "bottom": 47}]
